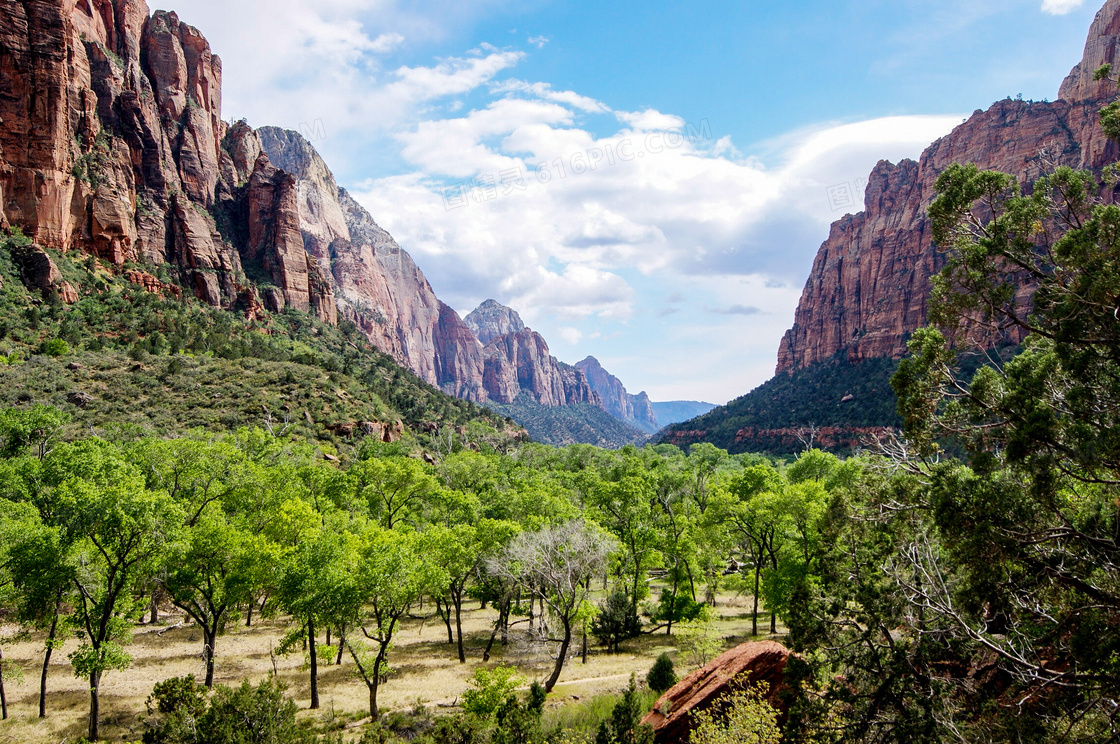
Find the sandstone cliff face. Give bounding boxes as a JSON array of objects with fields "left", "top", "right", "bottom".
[
  {"left": 257, "top": 127, "right": 488, "bottom": 401},
  {"left": 256, "top": 128, "right": 601, "bottom": 409},
  {"left": 575, "top": 355, "right": 660, "bottom": 433},
  {"left": 0, "top": 0, "right": 335, "bottom": 320},
  {"left": 479, "top": 326, "right": 598, "bottom": 407},
  {"left": 776, "top": 0, "right": 1120, "bottom": 373}
]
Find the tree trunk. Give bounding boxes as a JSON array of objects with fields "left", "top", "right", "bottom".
[
  {"left": 246, "top": 598, "right": 254, "bottom": 627},
  {"left": 0, "top": 647, "right": 7, "bottom": 721},
  {"left": 369, "top": 649, "right": 387, "bottom": 720},
  {"left": 326, "top": 626, "right": 331, "bottom": 647},
  {"left": 40, "top": 591, "right": 62, "bottom": 718},
  {"left": 544, "top": 622, "right": 571, "bottom": 693},
  {"left": 666, "top": 577, "right": 678, "bottom": 636},
  {"left": 453, "top": 591, "right": 466, "bottom": 664},
  {"left": 436, "top": 597, "right": 454, "bottom": 644},
  {"left": 88, "top": 669, "right": 101, "bottom": 741},
  {"left": 204, "top": 627, "right": 217, "bottom": 688},
  {"left": 336, "top": 626, "right": 345, "bottom": 665},
  {"left": 308, "top": 618, "right": 320, "bottom": 709},
  {"left": 752, "top": 561, "right": 761, "bottom": 637}
]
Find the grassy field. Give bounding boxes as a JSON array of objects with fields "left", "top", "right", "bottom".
[{"left": 0, "top": 590, "right": 782, "bottom": 743}]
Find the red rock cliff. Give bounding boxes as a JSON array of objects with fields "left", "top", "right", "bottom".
[
  {"left": 776, "top": 0, "right": 1120, "bottom": 373},
  {"left": 257, "top": 132, "right": 599, "bottom": 408},
  {"left": 0, "top": 0, "right": 335, "bottom": 322}
]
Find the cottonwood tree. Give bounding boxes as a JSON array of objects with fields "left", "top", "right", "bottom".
[
  {"left": 162, "top": 508, "right": 256, "bottom": 687},
  {"left": 2, "top": 510, "right": 72, "bottom": 718},
  {"left": 57, "top": 440, "right": 182, "bottom": 741},
  {"left": 344, "top": 525, "right": 444, "bottom": 719},
  {"left": 350, "top": 456, "right": 438, "bottom": 528},
  {"left": 491, "top": 520, "right": 615, "bottom": 692}
]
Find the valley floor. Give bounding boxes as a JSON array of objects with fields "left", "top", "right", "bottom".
[{"left": 0, "top": 591, "right": 780, "bottom": 743}]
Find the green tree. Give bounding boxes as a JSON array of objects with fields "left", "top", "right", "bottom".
[
  {"left": 162, "top": 508, "right": 255, "bottom": 687},
  {"left": 349, "top": 456, "right": 438, "bottom": 528},
  {"left": 646, "top": 653, "right": 677, "bottom": 694},
  {"left": 345, "top": 525, "right": 444, "bottom": 719},
  {"left": 58, "top": 440, "right": 182, "bottom": 740},
  {"left": 592, "top": 590, "right": 642, "bottom": 653}
]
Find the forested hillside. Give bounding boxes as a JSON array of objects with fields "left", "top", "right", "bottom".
[{"left": 0, "top": 229, "right": 517, "bottom": 450}]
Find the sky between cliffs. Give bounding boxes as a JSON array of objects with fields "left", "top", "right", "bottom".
[{"left": 174, "top": 0, "right": 1097, "bottom": 404}]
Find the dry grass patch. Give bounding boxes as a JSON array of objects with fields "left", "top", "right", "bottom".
[{"left": 0, "top": 591, "right": 779, "bottom": 743}]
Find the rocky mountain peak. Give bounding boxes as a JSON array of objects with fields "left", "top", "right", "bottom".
[
  {"left": 1059, "top": 0, "right": 1120, "bottom": 103},
  {"left": 465, "top": 300, "right": 527, "bottom": 346}
]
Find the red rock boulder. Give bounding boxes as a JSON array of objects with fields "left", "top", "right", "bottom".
[{"left": 640, "top": 641, "right": 794, "bottom": 744}]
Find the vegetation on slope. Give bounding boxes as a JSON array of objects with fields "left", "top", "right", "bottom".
[
  {"left": 0, "top": 229, "right": 514, "bottom": 449},
  {"left": 658, "top": 355, "right": 902, "bottom": 455}
]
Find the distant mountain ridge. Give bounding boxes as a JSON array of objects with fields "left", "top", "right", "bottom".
[{"left": 650, "top": 401, "right": 717, "bottom": 427}]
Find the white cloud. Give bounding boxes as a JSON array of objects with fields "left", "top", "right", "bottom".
[
  {"left": 558, "top": 327, "right": 582, "bottom": 345},
  {"left": 528, "top": 35, "right": 549, "bottom": 48},
  {"left": 370, "top": 32, "right": 406, "bottom": 54},
  {"left": 1041, "top": 0, "right": 1085, "bottom": 14},
  {"left": 615, "top": 109, "right": 686, "bottom": 131},
  {"left": 491, "top": 80, "right": 611, "bottom": 114},
  {"left": 351, "top": 95, "right": 959, "bottom": 400},
  {"left": 170, "top": 0, "right": 963, "bottom": 401}
]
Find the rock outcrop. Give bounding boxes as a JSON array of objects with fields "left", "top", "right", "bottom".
[
  {"left": 481, "top": 326, "right": 598, "bottom": 406},
  {"left": 575, "top": 356, "right": 660, "bottom": 433},
  {"left": 776, "top": 0, "right": 1120, "bottom": 374},
  {"left": 0, "top": 0, "right": 335, "bottom": 319},
  {"left": 465, "top": 299, "right": 527, "bottom": 345},
  {"left": 640, "top": 641, "right": 794, "bottom": 744}
]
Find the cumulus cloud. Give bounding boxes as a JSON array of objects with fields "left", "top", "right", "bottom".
[
  {"left": 1041, "top": 0, "right": 1085, "bottom": 14},
  {"left": 351, "top": 86, "right": 958, "bottom": 397},
  {"left": 170, "top": 0, "right": 963, "bottom": 400}
]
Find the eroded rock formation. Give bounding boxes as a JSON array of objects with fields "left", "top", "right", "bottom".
[
  {"left": 575, "top": 356, "right": 660, "bottom": 433},
  {"left": 776, "top": 0, "right": 1120, "bottom": 373},
  {"left": 0, "top": 0, "right": 335, "bottom": 320},
  {"left": 640, "top": 641, "right": 794, "bottom": 744}
]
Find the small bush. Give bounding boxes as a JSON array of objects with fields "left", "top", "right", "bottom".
[
  {"left": 40, "top": 338, "right": 69, "bottom": 357},
  {"left": 647, "top": 653, "right": 677, "bottom": 694},
  {"left": 689, "top": 680, "right": 780, "bottom": 744},
  {"left": 462, "top": 665, "right": 524, "bottom": 719},
  {"left": 592, "top": 591, "right": 642, "bottom": 653}
]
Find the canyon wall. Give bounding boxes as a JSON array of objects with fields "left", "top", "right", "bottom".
[{"left": 776, "top": 0, "right": 1120, "bottom": 373}]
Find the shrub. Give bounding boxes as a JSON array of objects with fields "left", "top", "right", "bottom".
[
  {"left": 689, "top": 680, "right": 780, "bottom": 744},
  {"left": 142, "top": 676, "right": 315, "bottom": 744},
  {"left": 40, "top": 338, "right": 69, "bottom": 357},
  {"left": 594, "top": 675, "right": 654, "bottom": 744},
  {"left": 142, "top": 675, "right": 208, "bottom": 744},
  {"left": 462, "top": 665, "right": 524, "bottom": 719},
  {"left": 592, "top": 591, "right": 642, "bottom": 653},
  {"left": 647, "top": 653, "right": 677, "bottom": 694}
]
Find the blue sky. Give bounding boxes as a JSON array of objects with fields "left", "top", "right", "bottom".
[{"left": 175, "top": 0, "right": 1101, "bottom": 403}]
